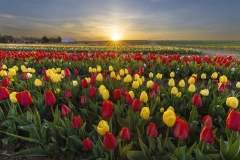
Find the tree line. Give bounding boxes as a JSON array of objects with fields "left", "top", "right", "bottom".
[{"left": 0, "top": 33, "right": 61, "bottom": 43}]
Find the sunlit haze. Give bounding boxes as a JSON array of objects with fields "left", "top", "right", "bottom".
[{"left": 0, "top": 0, "right": 239, "bottom": 40}]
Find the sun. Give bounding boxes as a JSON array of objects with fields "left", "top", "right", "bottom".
[{"left": 111, "top": 34, "right": 120, "bottom": 41}]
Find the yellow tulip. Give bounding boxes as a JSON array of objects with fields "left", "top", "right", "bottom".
[
  {"left": 226, "top": 97, "right": 239, "bottom": 109},
  {"left": 55, "top": 88, "right": 61, "bottom": 94},
  {"left": 56, "top": 68, "right": 61, "bottom": 73},
  {"left": 108, "top": 65, "right": 113, "bottom": 72},
  {"left": 140, "top": 107, "right": 150, "bottom": 120},
  {"left": 176, "top": 92, "right": 182, "bottom": 98},
  {"left": 170, "top": 71, "right": 175, "bottom": 78},
  {"left": 124, "top": 68, "right": 129, "bottom": 74},
  {"left": 123, "top": 74, "right": 132, "bottom": 83},
  {"left": 0, "top": 70, "right": 7, "bottom": 77},
  {"left": 2, "top": 65, "right": 7, "bottom": 70},
  {"left": 219, "top": 75, "right": 227, "bottom": 84},
  {"left": 97, "top": 65, "right": 102, "bottom": 72},
  {"left": 141, "top": 76, "right": 145, "bottom": 82},
  {"left": 61, "top": 70, "right": 65, "bottom": 76},
  {"left": 27, "top": 73, "right": 32, "bottom": 79},
  {"left": 188, "top": 84, "right": 196, "bottom": 92},
  {"left": 119, "top": 69, "right": 125, "bottom": 76},
  {"left": 146, "top": 80, "right": 154, "bottom": 89},
  {"left": 200, "top": 89, "right": 209, "bottom": 96},
  {"left": 110, "top": 71, "right": 116, "bottom": 78},
  {"left": 168, "top": 78, "right": 175, "bottom": 87},
  {"left": 12, "top": 66, "right": 19, "bottom": 71},
  {"left": 129, "top": 91, "right": 135, "bottom": 99},
  {"left": 51, "top": 74, "right": 61, "bottom": 83},
  {"left": 10, "top": 92, "right": 18, "bottom": 103},
  {"left": 178, "top": 79, "right": 185, "bottom": 88},
  {"left": 85, "top": 77, "right": 91, "bottom": 83},
  {"left": 137, "top": 78, "right": 143, "bottom": 86},
  {"left": 72, "top": 80, "right": 78, "bottom": 86},
  {"left": 163, "top": 109, "right": 176, "bottom": 127},
  {"left": 46, "top": 69, "right": 53, "bottom": 77},
  {"left": 92, "top": 68, "right": 97, "bottom": 73},
  {"left": 21, "top": 65, "right": 26, "bottom": 72},
  {"left": 188, "top": 77, "right": 195, "bottom": 85},
  {"left": 102, "top": 89, "right": 110, "bottom": 100},
  {"left": 51, "top": 68, "right": 57, "bottom": 73},
  {"left": 149, "top": 72, "right": 154, "bottom": 78},
  {"left": 201, "top": 73, "right": 207, "bottom": 80},
  {"left": 97, "top": 120, "right": 109, "bottom": 136},
  {"left": 140, "top": 91, "right": 148, "bottom": 103},
  {"left": 116, "top": 75, "right": 121, "bottom": 80},
  {"left": 236, "top": 82, "right": 240, "bottom": 88},
  {"left": 171, "top": 87, "right": 178, "bottom": 95},
  {"left": 88, "top": 67, "right": 93, "bottom": 73},
  {"left": 156, "top": 73, "right": 162, "bottom": 80},
  {"left": 211, "top": 72, "right": 218, "bottom": 79},
  {"left": 98, "top": 85, "right": 106, "bottom": 95},
  {"left": 96, "top": 73, "right": 103, "bottom": 82},
  {"left": 34, "top": 79, "right": 42, "bottom": 87},
  {"left": 8, "top": 68, "right": 17, "bottom": 77},
  {"left": 134, "top": 74, "right": 140, "bottom": 80},
  {"left": 167, "top": 106, "right": 174, "bottom": 112},
  {"left": 132, "top": 81, "right": 140, "bottom": 89},
  {"left": 31, "top": 68, "right": 36, "bottom": 73},
  {"left": 160, "top": 107, "right": 164, "bottom": 113}
]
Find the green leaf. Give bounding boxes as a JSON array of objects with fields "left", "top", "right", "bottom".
[
  {"left": 6, "top": 132, "right": 40, "bottom": 144},
  {"left": 0, "top": 108, "right": 5, "bottom": 121},
  {"left": 138, "top": 138, "right": 149, "bottom": 159},
  {"left": 167, "top": 140, "right": 176, "bottom": 153},
  {"left": 186, "top": 142, "right": 196, "bottom": 155},
  {"left": 2, "top": 146, "right": 50, "bottom": 157},
  {"left": 156, "top": 135, "right": 163, "bottom": 154},
  {"left": 127, "top": 151, "right": 147, "bottom": 160},
  {"left": 68, "top": 135, "right": 83, "bottom": 153},
  {"left": 220, "top": 136, "right": 227, "bottom": 157},
  {"left": 174, "top": 146, "right": 186, "bottom": 160},
  {"left": 33, "top": 108, "right": 41, "bottom": 127},
  {"left": 225, "top": 137, "right": 240, "bottom": 160}
]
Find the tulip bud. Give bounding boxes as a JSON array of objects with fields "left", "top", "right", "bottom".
[
  {"left": 45, "top": 90, "right": 56, "bottom": 106},
  {"left": 188, "top": 77, "right": 195, "bottom": 85},
  {"left": 64, "top": 68, "right": 71, "bottom": 77},
  {"left": 200, "top": 89, "right": 209, "bottom": 96},
  {"left": 81, "top": 79, "right": 89, "bottom": 88},
  {"left": 146, "top": 80, "right": 154, "bottom": 89},
  {"left": 102, "top": 89, "right": 110, "bottom": 100},
  {"left": 82, "top": 138, "right": 93, "bottom": 151},
  {"left": 72, "top": 80, "right": 78, "bottom": 86},
  {"left": 101, "top": 100, "right": 113, "bottom": 119},
  {"left": 219, "top": 75, "right": 227, "bottom": 84},
  {"left": 10, "top": 92, "right": 18, "bottom": 103},
  {"left": 211, "top": 72, "right": 218, "bottom": 79},
  {"left": 16, "top": 90, "right": 33, "bottom": 107},
  {"left": 168, "top": 78, "right": 175, "bottom": 87},
  {"left": 103, "top": 132, "right": 116, "bottom": 150},
  {"left": 156, "top": 73, "right": 162, "bottom": 80},
  {"left": 176, "top": 92, "right": 182, "bottom": 98},
  {"left": 149, "top": 72, "right": 154, "bottom": 78},
  {"left": 72, "top": 116, "right": 82, "bottom": 129},
  {"left": 34, "top": 79, "right": 42, "bottom": 87},
  {"left": 108, "top": 65, "right": 113, "bottom": 72},
  {"left": 160, "top": 107, "right": 164, "bottom": 113},
  {"left": 202, "top": 115, "right": 213, "bottom": 128},
  {"left": 174, "top": 117, "right": 189, "bottom": 140},
  {"left": 132, "top": 81, "right": 140, "bottom": 89},
  {"left": 218, "top": 83, "right": 226, "bottom": 92},
  {"left": 65, "top": 89, "right": 72, "bottom": 99},
  {"left": 170, "top": 71, "right": 175, "bottom": 78},
  {"left": 192, "top": 94, "right": 202, "bottom": 107},
  {"left": 140, "top": 107, "right": 150, "bottom": 120},
  {"left": 89, "top": 86, "right": 97, "bottom": 98},
  {"left": 1, "top": 77, "right": 10, "bottom": 87},
  {"left": 96, "top": 73, "right": 103, "bottom": 82},
  {"left": 113, "top": 89, "right": 121, "bottom": 101},
  {"left": 125, "top": 92, "right": 133, "bottom": 105},
  {"left": 132, "top": 99, "right": 141, "bottom": 111},
  {"left": 200, "top": 126, "right": 214, "bottom": 143},
  {"left": 236, "top": 82, "right": 240, "bottom": 88},
  {"left": 201, "top": 73, "right": 207, "bottom": 80},
  {"left": 188, "top": 84, "right": 196, "bottom": 92},
  {"left": 178, "top": 79, "right": 185, "bottom": 88},
  {"left": 140, "top": 91, "right": 148, "bottom": 103},
  {"left": 120, "top": 127, "right": 130, "bottom": 141},
  {"left": 226, "top": 109, "right": 240, "bottom": 131},
  {"left": 147, "top": 122, "right": 158, "bottom": 138},
  {"left": 226, "top": 97, "right": 239, "bottom": 109},
  {"left": 163, "top": 109, "right": 176, "bottom": 127},
  {"left": 0, "top": 87, "right": 10, "bottom": 100},
  {"left": 97, "top": 120, "right": 109, "bottom": 136},
  {"left": 61, "top": 104, "right": 71, "bottom": 116},
  {"left": 171, "top": 87, "right": 178, "bottom": 95},
  {"left": 80, "top": 95, "right": 87, "bottom": 104}
]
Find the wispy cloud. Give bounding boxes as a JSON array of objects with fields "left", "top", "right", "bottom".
[{"left": 0, "top": 13, "right": 15, "bottom": 19}]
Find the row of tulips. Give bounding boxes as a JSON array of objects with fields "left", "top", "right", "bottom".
[{"left": 0, "top": 52, "right": 240, "bottom": 159}]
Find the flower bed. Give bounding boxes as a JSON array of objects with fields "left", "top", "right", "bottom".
[{"left": 0, "top": 50, "right": 240, "bottom": 159}]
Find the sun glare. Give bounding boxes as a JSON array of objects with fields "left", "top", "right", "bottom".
[{"left": 111, "top": 34, "right": 120, "bottom": 41}]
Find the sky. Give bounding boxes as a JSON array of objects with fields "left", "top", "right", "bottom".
[{"left": 0, "top": 0, "right": 239, "bottom": 40}]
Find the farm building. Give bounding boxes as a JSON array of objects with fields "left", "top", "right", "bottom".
[{"left": 61, "top": 38, "right": 75, "bottom": 43}]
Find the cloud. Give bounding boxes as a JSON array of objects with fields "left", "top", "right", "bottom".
[
  {"left": 0, "top": 13, "right": 15, "bottom": 19},
  {"left": 62, "top": 23, "right": 76, "bottom": 29}
]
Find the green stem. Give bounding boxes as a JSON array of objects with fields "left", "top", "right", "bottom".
[
  {"left": 163, "top": 127, "right": 170, "bottom": 149},
  {"left": 17, "top": 103, "right": 23, "bottom": 115},
  {"left": 230, "top": 130, "right": 234, "bottom": 145},
  {"left": 201, "top": 141, "right": 205, "bottom": 153},
  {"left": 177, "top": 139, "right": 181, "bottom": 148},
  {"left": 110, "top": 149, "right": 114, "bottom": 160},
  {"left": 28, "top": 106, "right": 33, "bottom": 116}
]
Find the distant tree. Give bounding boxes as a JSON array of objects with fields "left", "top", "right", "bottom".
[
  {"left": 42, "top": 36, "right": 49, "bottom": 43},
  {"left": 0, "top": 35, "right": 15, "bottom": 43},
  {"left": 57, "top": 36, "right": 61, "bottom": 43}
]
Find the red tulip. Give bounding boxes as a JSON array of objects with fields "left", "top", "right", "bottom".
[
  {"left": 212, "top": 80, "right": 218, "bottom": 84},
  {"left": 192, "top": 94, "right": 202, "bottom": 107},
  {"left": 150, "top": 90, "right": 156, "bottom": 99},
  {"left": 174, "top": 117, "right": 189, "bottom": 140},
  {"left": 120, "top": 87, "right": 125, "bottom": 95},
  {"left": 103, "top": 132, "right": 116, "bottom": 150},
  {"left": 89, "top": 86, "right": 97, "bottom": 98},
  {"left": 226, "top": 109, "right": 240, "bottom": 131},
  {"left": 73, "top": 68, "right": 79, "bottom": 75},
  {"left": 101, "top": 100, "right": 113, "bottom": 119},
  {"left": 202, "top": 115, "right": 213, "bottom": 128},
  {"left": 132, "top": 99, "right": 141, "bottom": 111},
  {"left": 0, "top": 87, "right": 10, "bottom": 100},
  {"left": 125, "top": 92, "right": 133, "bottom": 105},
  {"left": 65, "top": 89, "right": 72, "bottom": 99},
  {"left": 43, "top": 76, "right": 50, "bottom": 82},
  {"left": 72, "top": 116, "right": 82, "bottom": 129},
  {"left": 90, "top": 77, "right": 96, "bottom": 85},
  {"left": 218, "top": 83, "right": 226, "bottom": 92},
  {"left": 80, "top": 95, "right": 87, "bottom": 104},
  {"left": 152, "top": 82, "right": 159, "bottom": 93},
  {"left": 16, "top": 90, "right": 33, "bottom": 107},
  {"left": 81, "top": 79, "right": 88, "bottom": 88},
  {"left": 113, "top": 89, "right": 121, "bottom": 101},
  {"left": 82, "top": 138, "right": 93, "bottom": 151},
  {"left": 22, "top": 73, "right": 28, "bottom": 80},
  {"left": 61, "top": 104, "right": 71, "bottom": 116},
  {"left": 226, "top": 80, "right": 232, "bottom": 86},
  {"left": 120, "top": 127, "right": 130, "bottom": 141},
  {"left": 1, "top": 77, "right": 9, "bottom": 87},
  {"left": 45, "top": 90, "right": 56, "bottom": 106},
  {"left": 42, "top": 68, "right": 46, "bottom": 74},
  {"left": 147, "top": 122, "right": 158, "bottom": 138},
  {"left": 64, "top": 68, "right": 71, "bottom": 77},
  {"left": 200, "top": 126, "right": 214, "bottom": 143}
]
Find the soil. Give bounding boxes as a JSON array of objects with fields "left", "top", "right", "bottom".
[{"left": 0, "top": 48, "right": 239, "bottom": 160}]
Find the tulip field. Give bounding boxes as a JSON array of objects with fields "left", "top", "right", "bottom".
[{"left": 1, "top": 46, "right": 240, "bottom": 160}]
